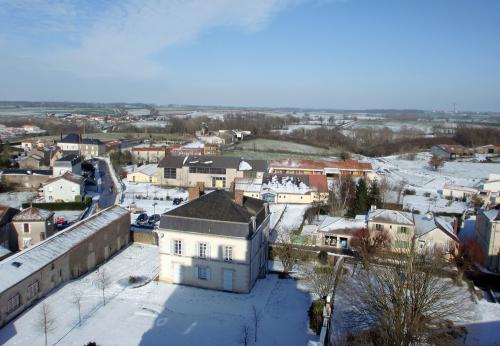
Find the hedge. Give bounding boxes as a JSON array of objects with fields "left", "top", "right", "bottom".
[{"left": 22, "top": 200, "right": 90, "bottom": 211}]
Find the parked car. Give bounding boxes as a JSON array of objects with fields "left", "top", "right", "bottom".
[
  {"left": 173, "top": 197, "right": 184, "bottom": 205},
  {"left": 136, "top": 213, "right": 148, "bottom": 224},
  {"left": 148, "top": 214, "right": 160, "bottom": 224}
]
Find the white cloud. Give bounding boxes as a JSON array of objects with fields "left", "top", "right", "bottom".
[{"left": 23, "top": 0, "right": 306, "bottom": 79}]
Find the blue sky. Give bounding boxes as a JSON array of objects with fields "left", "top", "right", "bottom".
[{"left": 0, "top": 0, "right": 499, "bottom": 111}]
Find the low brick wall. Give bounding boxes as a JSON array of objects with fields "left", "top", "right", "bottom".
[{"left": 130, "top": 230, "right": 158, "bottom": 245}]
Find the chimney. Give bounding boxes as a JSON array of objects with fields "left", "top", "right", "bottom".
[
  {"left": 250, "top": 216, "right": 256, "bottom": 231},
  {"left": 453, "top": 216, "right": 460, "bottom": 237},
  {"left": 188, "top": 186, "right": 200, "bottom": 200},
  {"left": 196, "top": 181, "right": 205, "bottom": 194},
  {"left": 235, "top": 189, "right": 244, "bottom": 206}
]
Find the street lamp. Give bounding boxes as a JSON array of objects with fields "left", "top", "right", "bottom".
[{"left": 153, "top": 202, "right": 158, "bottom": 215}]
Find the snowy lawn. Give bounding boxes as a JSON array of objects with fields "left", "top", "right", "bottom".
[
  {"left": 0, "top": 244, "right": 160, "bottom": 346},
  {"left": 269, "top": 204, "right": 311, "bottom": 241},
  {"left": 0, "top": 192, "right": 36, "bottom": 209},
  {"left": 0, "top": 244, "right": 318, "bottom": 346}
]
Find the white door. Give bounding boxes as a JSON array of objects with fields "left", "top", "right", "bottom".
[
  {"left": 223, "top": 269, "right": 233, "bottom": 291},
  {"left": 173, "top": 263, "right": 182, "bottom": 284},
  {"left": 104, "top": 246, "right": 110, "bottom": 260}
]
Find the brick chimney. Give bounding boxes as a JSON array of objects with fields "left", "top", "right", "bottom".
[
  {"left": 235, "top": 189, "right": 244, "bottom": 206},
  {"left": 188, "top": 186, "right": 200, "bottom": 200},
  {"left": 453, "top": 216, "right": 460, "bottom": 237}
]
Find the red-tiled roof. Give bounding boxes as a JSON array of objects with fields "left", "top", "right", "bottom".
[
  {"left": 327, "top": 160, "right": 373, "bottom": 171},
  {"left": 44, "top": 172, "right": 84, "bottom": 185},
  {"left": 308, "top": 175, "right": 329, "bottom": 192},
  {"left": 269, "top": 159, "right": 327, "bottom": 170}
]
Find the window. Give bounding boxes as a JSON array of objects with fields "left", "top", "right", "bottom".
[
  {"left": 48, "top": 195, "right": 53, "bottom": 201},
  {"left": 243, "top": 171, "right": 257, "bottom": 178},
  {"left": 27, "top": 281, "right": 39, "bottom": 300},
  {"left": 198, "top": 267, "right": 208, "bottom": 280},
  {"left": 398, "top": 226, "right": 409, "bottom": 234},
  {"left": 199, "top": 243, "right": 208, "bottom": 258},
  {"left": 174, "top": 240, "right": 183, "bottom": 256},
  {"left": 23, "top": 223, "right": 30, "bottom": 234},
  {"left": 395, "top": 240, "right": 409, "bottom": 249},
  {"left": 7, "top": 294, "right": 20, "bottom": 313},
  {"left": 224, "top": 246, "right": 233, "bottom": 261},
  {"left": 375, "top": 224, "right": 383, "bottom": 231},
  {"left": 164, "top": 167, "right": 177, "bottom": 179},
  {"left": 212, "top": 177, "right": 226, "bottom": 188}
]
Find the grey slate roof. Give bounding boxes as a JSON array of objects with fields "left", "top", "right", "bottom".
[
  {"left": 159, "top": 190, "right": 266, "bottom": 238},
  {"left": 55, "top": 154, "right": 81, "bottom": 165},
  {"left": 483, "top": 209, "right": 500, "bottom": 222},
  {"left": 246, "top": 160, "right": 267, "bottom": 172},
  {"left": 414, "top": 214, "right": 458, "bottom": 241},
  {"left": 182, "top": 155, "right": 240, "bottom": 169},
  {"left": 59, "top": 133, "right": 103, "bottom": 145},
  {"left": 158, "top": 155, "right": 186, "bottom": 168}
]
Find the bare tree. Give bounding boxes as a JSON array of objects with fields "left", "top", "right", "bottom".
[
  {"left": 252, "top": 305, "right": 262, "bottom": 343},
  {"left": 35, "top": 303, "right": 56, "bottom": 346},
  {"left": 304, "top": 256, "right": 345, "bottom": 299},
  {"left": 429, "top": 154, "right": 445, "bottom": 171},
  {"left": 95, "top": 268, "right": 112, "bottom": 306},
  {"left": 72, "top": 290, "right": 84, "bottom": 327},
  {"left": 240, "top": 324, "right": 250, "bottom": 346},
  {"left": 377, "top": 177, "right": 391, "bottom": 207},
  {"left": 343, "top": 246, "right": 463, "bottom": 345},
  {"left": 394, "top": 179, "right": 408, "bottom": 206},
  {"left": 272, "top": 234, "right": 305, "bottom": 275},
  {"left": 329, "top": 174, "right": 355, "bottom": 216}
]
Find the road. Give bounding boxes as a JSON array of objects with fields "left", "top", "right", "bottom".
[{"left": 96, "top": 159, "right": 118, "bottom": 209}]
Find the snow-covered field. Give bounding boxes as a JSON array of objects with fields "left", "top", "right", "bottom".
[
  {"left": 120, "top": 181, "right": 188, "bottom": 223},
  {"left": 0, "top": 244, "right": 317, "bottom": 346},
  {"left": 0, "top": 192, "right": 35, "bottom": 209},
  {"left": 364, "top": 152, "right": 500, "bottom": 214}
]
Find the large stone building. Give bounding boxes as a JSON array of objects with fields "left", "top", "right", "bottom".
[
  {"left": 476, "top": 208, "right": 500, "bottom": 272},
  {"left": 0, "top": 206, "right": 130, "bottom": 327},
  {"left": 157, "top": 189, "right": 270, "bottom": 293},
  {"left": 58, "top": 133, "right": 106, "bottom": 159},
  {"left": 157, "top": 155, "right": 267, "bottom": 190},
  {"left": 53, "top": 154, "right": 82, "bottom": 177}
]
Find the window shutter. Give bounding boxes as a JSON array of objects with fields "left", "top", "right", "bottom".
[
  {"left": 195, "top": 242, "right": 199, "bottom": 257},
  {"left": 206, "top": 267, "right": 211, "bottom": 281},
  {"left": 170, "top": 240, "right": 174, "bottom": 255},
  {"left": 193, "top": 266, "right": 198, "bottom": 279},
  {"left": 206, "top": 243, "right": 211, "bottom": 259}
]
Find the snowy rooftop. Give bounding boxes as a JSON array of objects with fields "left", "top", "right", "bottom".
[
  {"left": 12, "top": 207, "right": 54, "bottom": 222},
  {"left": 414, "top": 214, "right": 457, "bottom": 241},
  {"left": 262, "top": 174, "right": 311, "bottom": 195},
  {"left": 318, "top": 216, "right": 367, "bottom": 233},
  {"left": 238, "top": 160, "right": 252, "bottom": 171},
  {"left": 44, "top": 171, "right": 84, "bottom": 185},
  {"left": 0, "top": 205, "right": 129, "bottom": 293},
  {"left": 443, "top": 184, "right": 478, "bottom": 193},
  {"left": 368, "top": 209, "right": 414, "bottom": 225},
  {"left": 234, "top": 177, "right": 262, "bottom": 193},
  {"left": 182, "top": 141, "right": 205, "bottom": 149},
  {"left": 132, "top": 164, "right": 158, "bottom": 177}
]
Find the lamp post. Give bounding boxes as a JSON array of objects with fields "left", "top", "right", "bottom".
[{"left": 153, "top": 202, "right": 158, "bottom": 215}]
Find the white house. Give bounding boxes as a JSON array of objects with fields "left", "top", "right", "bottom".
[
  {"left": 157, "top": 189, "right": 270, "bottom": 293},
  {"left": 52, "top": 154, "right": 82, "bottom": 177},
  {"left": 43, "top": 172, "right": 85, "bottom": 202},
  {"left": 481, "top": 174, "right": 500, "bottom": 204}
]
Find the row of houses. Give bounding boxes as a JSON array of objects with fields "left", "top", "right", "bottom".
[
  {"left": 431, "top": 143, "right": 500, "bottom": 160},
  {"left": 302, "top": 208, "right": 459, "bottom": 255}
]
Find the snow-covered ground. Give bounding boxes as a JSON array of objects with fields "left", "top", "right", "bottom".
[
  {"left": 364, "top": 152, "right": 500, "bottom": 214},
  {"left": 331, "top": 263, "right": 500, "bottom": 345},
  {"left": 0, "top": 244, "right": 317, "bottom": 346},
  {"left": 269, "top": 204, "right": 311, "bottom": 240},
  {"left": 0, "top": 192, "right": 36, "bottom": 209},
  {"left": 120, "top": 181, "right": 188, "bottom": 223}
]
